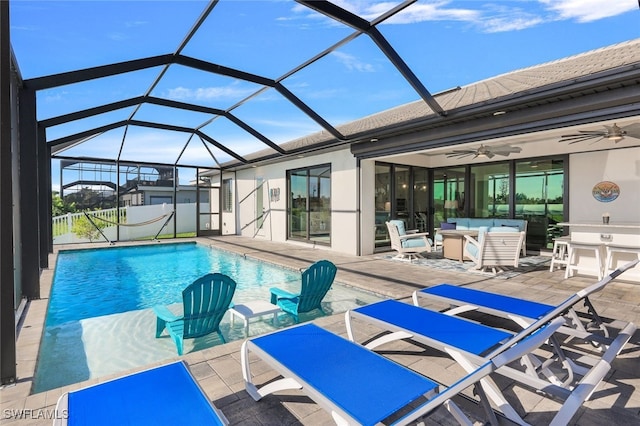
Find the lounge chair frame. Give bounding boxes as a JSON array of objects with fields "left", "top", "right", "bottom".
[
  {"left": 345, "top": 292, "right": 636, "bottom": 426},
  {"left": 241, "top": 320, "right": 563, "bottom": 426}
]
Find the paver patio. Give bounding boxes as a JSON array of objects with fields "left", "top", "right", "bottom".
[{"left": 2, "top": 236, "right": 639, "bottom": 425}]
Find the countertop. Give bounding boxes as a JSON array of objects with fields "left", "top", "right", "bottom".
[{"left": 558, "top": 222, "right": 640, "bottom": 229}]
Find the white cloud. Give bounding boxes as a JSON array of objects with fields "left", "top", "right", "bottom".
[
  {"left": 292, "top": 0, "right": 638, "bottom": 33},
  {"left": 539, "top": 0, "right": 638, "bottom": 22},
  {"left": 108, "top": 32, "right": 129, "bottom": 42},
  {"left": 165, "top": 85, "right": 255, "bottom": 102},
  {"left": 331, "top": 51, "right": 376, "bottom": 72}
]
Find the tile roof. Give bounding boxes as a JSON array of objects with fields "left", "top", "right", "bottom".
[{"left": 240, "top": 38, "right": 640, "bottom": 163}]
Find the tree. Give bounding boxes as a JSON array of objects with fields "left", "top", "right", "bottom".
[
  {"left": 52, "top": 192, "right": 76, "bottom": 216},
  {"left": 71, "top": 215, "right": 106, "bottom": 242}
]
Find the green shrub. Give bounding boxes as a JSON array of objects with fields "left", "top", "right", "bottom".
[{"left": 72, "top": 215, "right": 107, "bottom": 242}]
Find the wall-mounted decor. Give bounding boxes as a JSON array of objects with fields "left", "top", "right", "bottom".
[
  {"left": 592, "top": 181, "right": 620, "bottom": 203},
  {"left": 269, "top": 187, "right": 280, "bottom": 202}
]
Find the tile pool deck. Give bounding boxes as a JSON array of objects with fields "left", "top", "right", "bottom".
[{"left": 2, "top": 236, "right": 640, "bottom": 425}]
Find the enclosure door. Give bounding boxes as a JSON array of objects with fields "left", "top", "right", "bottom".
[{"left": 198, "top": 185, "right": 220, "bottom": 236}]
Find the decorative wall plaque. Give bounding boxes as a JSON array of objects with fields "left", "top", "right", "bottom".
[{"left": 592, "top": 181, "right": 620, "bottom": 203}]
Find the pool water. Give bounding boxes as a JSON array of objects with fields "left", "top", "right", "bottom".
[
  {"left": 34, "top": 242, "right": 382, "bottom": 393},
  {"left": 46, "top": 242, "right": 304, "bottom": 327}
]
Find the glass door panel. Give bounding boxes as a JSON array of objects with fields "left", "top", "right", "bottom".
[
  {"left": 413, "top": 168, "right": 429, "bottom": 232},
  {"left": 394, "top": 166, "right": 410, "bottom": 229},
  {"left": 469, "top": 163, "right": 510, "bottom": 218},
  {"left": 374, "top": 164, "right": 391, "bottom": 248},
  {"left": 309, "top": 165, "right": 331, "bottom": 244},
  {"left": 433, "top": 167, "right": 465, "bottom": 228},
  {"left": 515, "top": 158, "right": 565, "bottom": 250},
  {"left": 288, "top": 170, "right": 307, "bottom": 239}
]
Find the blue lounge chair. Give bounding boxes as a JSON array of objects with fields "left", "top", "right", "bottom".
[
  {"left": 241, "top": 320, "right": 563, "bottom": 426},
  {"left": 153, "top": 273, "right": 236, "bottom": 355},
  {"left": 54, "top": 361, "right": 228, "bottom": 425},
  {"left": 413, "top": 259, "right": 639, "bottom": 336},
  {"left": 269, "top": 259, "right": 337, "bottom": 322},
  {"left": 345, "top": 296, "right": 636, "bottom": 426}
]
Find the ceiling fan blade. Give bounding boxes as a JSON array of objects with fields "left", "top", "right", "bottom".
[
  {"left": 577, "top": 130, "right": 607, "bottom": 135},
  {"left": 446, "top": 152, "right": 471, "bottom": 158},
  {"left": 446, "top": 150, "right": 475, "bottom": 157},
  {"left": 567, "top": 135, "right": 604, "bottom": 145},
  {"left": 491, "top": 146, "right": 521, "bottom": 156},
  {"left": 486, "top": 152, "right": 495, "bottom": 159},
  {"left": 622, "top": 123, "right": 640, "bottom": 139},
  {"left": 560, "top": 134, "right": 599, "bottom": 143}
]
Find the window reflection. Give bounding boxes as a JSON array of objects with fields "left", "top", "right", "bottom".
[
  {"left": 433, "top": 167, "right": 465, "bottom": 228},
  {"left": 287, "top": 165, "right": 331, "bottom": 244},
  {"left": 469, "top": 163, "right": 510, "bottom": 218},
  {"left": 515, "top": 159, "right": 564, "bottom": 249}
]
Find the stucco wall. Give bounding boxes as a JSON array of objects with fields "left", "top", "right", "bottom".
[
  {"left": 569, "top": 147, "right": 640, "bottom": 223},
  {"left": 234, "top": 148, "right": 359, "bottom": 255}
]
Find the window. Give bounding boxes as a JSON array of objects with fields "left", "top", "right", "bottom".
[
  {"left": 468, "top": 163, "right": 510, "bottom": 218},
  {"left": 287, "top": 165, "right": 331, "bottom": 244},
  {"left": 256, "top": 178, "right": 264, "bottom": 230},
  {"left": 150, "top": 196, "right": 172, "bottom": 205},
  {"left": 222, "top": 179, "right": 232, "bottom": 212}
]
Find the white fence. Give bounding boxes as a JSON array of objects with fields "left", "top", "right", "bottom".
[{"left": 53, "top": 203, "right": 210, "bottom": 244}]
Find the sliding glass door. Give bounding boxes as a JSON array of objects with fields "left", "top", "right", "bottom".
[
  {"left": 287, "top": 165, "right": 331, "bottom": 245},
  {"left": 514, "top": 159, "right": 565, "bottom": 249}
]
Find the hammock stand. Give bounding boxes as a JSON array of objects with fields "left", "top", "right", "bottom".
[{"left": 83, "top": 211, "right": 175, "bottom": 244}]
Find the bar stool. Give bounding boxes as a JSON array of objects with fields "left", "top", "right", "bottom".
[
  {"left": 549, "top": 236, "right": 571, "bottom": 272},
  {"left": 565, "top": 242, "right": 603, "bottom": 280},
  {"left": 605, "top": 244, "right": 640, "bottom": 275}
]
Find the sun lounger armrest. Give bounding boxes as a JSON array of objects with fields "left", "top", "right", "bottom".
[
  {"left": 152, "top": 305, "right": 182, "bottom": 322},
  {"left": 270, "top": 287, "right": 299, "bottom": 305}
]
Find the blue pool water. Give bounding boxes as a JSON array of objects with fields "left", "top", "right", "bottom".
[
  {"left": 47, "top": 242, "right": 300, "bottom": 327},
  {"left": 35, "top": 242, "right": 382, "bottom": 393}
]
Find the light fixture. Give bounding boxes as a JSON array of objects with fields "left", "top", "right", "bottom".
[
  {"left": 493, "top": 110, "right": 506, "bottom": 116},
  {"left": 370, "top": 138, "right": 379, "bottom": 143},
  {"left": 607, "top": 123, "right": 625, "bottom": 142}
]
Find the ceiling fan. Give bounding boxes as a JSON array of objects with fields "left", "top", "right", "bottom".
[
  {"left": 445, "top": 144, "right": 521, "bottom": 159},
  {"left": 559, "top": 123, "right": 640, "bottom": 144}
]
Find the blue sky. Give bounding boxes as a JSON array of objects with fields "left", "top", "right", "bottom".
[{"left": 9, "top": 0, "right": 640, "bottom": 188}]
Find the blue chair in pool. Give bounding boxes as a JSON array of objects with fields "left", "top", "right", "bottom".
[
  {"left": 153, "top": 273, "right": 236, "bottom": 355},
  {"left": 269, "top": 260, "right": 337, "bottom": 323}
]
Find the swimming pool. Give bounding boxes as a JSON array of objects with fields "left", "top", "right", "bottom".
[{"left": 34, "top": 242, "right": 382, "bottom": 392}]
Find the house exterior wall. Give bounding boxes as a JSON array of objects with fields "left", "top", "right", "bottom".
[
  {"left": 569, "top": 146, "right": 640, "bottom": 223},
  {"left": 234, "top": 148, "right": 360, "bottom": 255}
]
